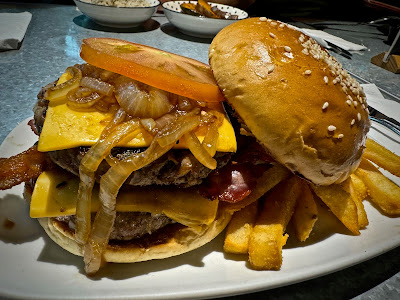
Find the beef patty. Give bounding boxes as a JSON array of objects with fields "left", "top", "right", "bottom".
[{"left": 55, "top": 212, "right": 175, "bottom": 241}]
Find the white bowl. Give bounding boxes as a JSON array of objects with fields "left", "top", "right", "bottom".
[
  {"left": 162, "top": 1, "right": 248, "bottom": 38},
  {"left": 74, "top": 0, "right": 160, "bottom": 28}
]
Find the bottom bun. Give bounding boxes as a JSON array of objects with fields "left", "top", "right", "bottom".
[{"left": 38, "top": 209, "right": 232, "bottom": 263}]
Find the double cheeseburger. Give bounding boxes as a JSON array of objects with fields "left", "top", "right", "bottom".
[{"left": 0, "top": 18, "right": 369, "bottom": 275}]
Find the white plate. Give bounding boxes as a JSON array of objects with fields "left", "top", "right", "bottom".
[
  {"left": 162, "top": 1, "right": 248, "bottom": 38},
  {"left": 74, "top": 0, "right": 160, "bottom": 28},
  {"left": 0, "top": 118, "right": 399, "bottom": 299}
]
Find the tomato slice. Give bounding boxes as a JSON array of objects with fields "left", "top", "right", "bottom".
[{"left": 80, "top": 38, "right": 224, "bottom": 102}]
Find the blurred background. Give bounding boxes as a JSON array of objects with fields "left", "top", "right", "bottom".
[{"left": 8, "top": 0, "right": 400, "bottom": 20}]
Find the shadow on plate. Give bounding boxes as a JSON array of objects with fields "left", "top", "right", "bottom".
[
  {"left": 37, "top": 225, "right": 225, "bottom": 280},
  {"left": 73, "top": 15, "right": 160, "bottom": 33},
  {"left": 0, "top": 193, "right": 42, "bottom": 244},
  {"left": 161, "top": 23, "right": 214, "bottom": 44}
]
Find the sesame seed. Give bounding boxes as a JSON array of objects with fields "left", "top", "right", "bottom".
[
  {"left": 284, "top": 46, "right": 292, "bottom": 52},
  {"left": 333, "top": 79, "right": 338, "bottom": 84},
  {"left": 353, "top": 101, "right": 358, "bottom": 107},
  {"left": 302, "top": 48, "right": 309, "bottom": 55},
  {"left": 279, "top": 24, "right": 285, "bottom": 29},
  {"left": 328, "top": 125, "right": 336, "bottom": 132},
  {"left": 357, "top": 113, "right": 361, "bottom": 121},
  {"left": 337, "top": 134, "right": 344, "bottom": 139},
  {"left": 366, "top": 108, "right": 370, "bottom": 114},
  {"left": 271, "top": 21, "right": 277, "bottom": 26},
  {"left": 267, "top": 64, "right": 275, "bottom": 74},
  {"left": 201, "top": 110, "right": 207, "bottom": 116},
  {"left": 324, "top": 76, "right": 329, "bottom": 84},
  {"left": 351, "top": 119, "right": 355, "bottom": 126},
  {"left": 322, "top": 102, "right": 329, "bottom": 110},
  {"left": 269, "top": 32, "right": 276, "bottom": 38},
  {"left": 346, "top": 100, "right": 352, "bottom": 106},
  {"left": 304, "top": 70, "right": 312, "bottom": 75},
  {"left": 259, "top": 17, "right": 268, "bottom": 21}
]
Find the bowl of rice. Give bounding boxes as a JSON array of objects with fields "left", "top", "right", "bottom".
[{"left": 74, "top": 0, "right": 160, "bottom": 28}]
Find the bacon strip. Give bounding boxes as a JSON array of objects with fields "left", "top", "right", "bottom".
[
  {"left": 0, "top": 145, "right": 49, "bottom": 190},
  {"left": 200, "top": 135, "right": 274, "bottom": 203},
  {"left": 28, "top": 119, "right": 40, "bottom": 136}
]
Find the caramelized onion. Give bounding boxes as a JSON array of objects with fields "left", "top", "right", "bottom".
[
  {"left": 178, "top": 156, "right": 193, "bottom": 176},
  {"left": 67, "top": 87, "right": 103, "bottom": 109},
  {"left": 80, "top": 76, "right": 114, "bottom": 96},
  {"left": 140, "top": 118, "right": 157, "bottom": 133},
  {"left": 83, "top": 113, "right": 201, "bottom": 274},
  {"left": 202, "top": 122, "right": 219, "bottom": 157},
  {"left": 184, "top": 131, "right": 217, "bottom": 170},
  {"left": 157, "top": 114, "right": 200, "bottom": 148},
  {"left": 100, "top": 108, "right": 127, "bottom": 139},
  {"left": 178, "top": 97, "right": 193, "bottom": 111},
  {"left": 154, "top": 113, "right": 177, "bottom": 131},
  {"left": 75, "top": 118, "right": 140, "bottom": 245},
  {"left": 115, "top": 79, "right": 172, "bottom": 119},
  {"left": 45, "top": 66, "right": 82, "bottom": 101}
]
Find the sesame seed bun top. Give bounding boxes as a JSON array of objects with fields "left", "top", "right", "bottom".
[{"left": 209, "top": 17, "right": 370, "bottom": 185}]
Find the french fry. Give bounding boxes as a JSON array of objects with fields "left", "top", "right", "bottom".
[
  {"left": 224, "top": 163, "right": 290, "bottom": 213},
  {"left": 349, "top": 174, "right": 369, "bottom": 228},
  {"left": 311, "top": 183, "right": 360, "bottom": 235},
  {"left": 248, "top": 176, "right": 301, "bottom": 270},
  {"left": 363, "top": 138, "right": 400, "bottom": 177},
  {"left": 349, "top": 174, "right": 368, "bottom": 202},
  {"left": 291, "top": 182, "right": 318, "bottom": 242},
  {"left": 223, "top": 201, "right": 258, "bottom": 254},
  {"left": 355, "top": 158, "right": 400, "bottom": 216}
]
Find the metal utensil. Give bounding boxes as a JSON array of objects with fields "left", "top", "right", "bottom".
[
  {"left": 369, "top": 107, "right": 400, "bottom": 136},
  {"left": 383, "top": 28, "right": 400, "bottom": 63},
  {"left": 325, "top": 40, "right": 353, "bottom": 59}
]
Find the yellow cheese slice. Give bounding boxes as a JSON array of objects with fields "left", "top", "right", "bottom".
[
  {"left": 30, "top": 170, "right": 219, "bottom": 227},
  {"left": 38, "top": 73, "right": 237, "bottom": 152}
]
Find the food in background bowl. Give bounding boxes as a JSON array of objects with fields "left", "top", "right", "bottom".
[
  {"left": 162, "top": 1, "right": 247, "bottom": 38},
  {"left": 80, "top": 0, "right": 152, "bottom": 7},
  {"left": 74, "top": 0, "right": 160, "bottom": 28},
  {"left": 180, "top": 0, "right": 238, "bottom": 19}
]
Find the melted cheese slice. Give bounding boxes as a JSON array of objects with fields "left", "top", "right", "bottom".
[
  {"left": 38, "top": 73, "right": 237, "bottom": 152},
  {"left": 30, "top": 170, "right": 219, "bottom": 227}
]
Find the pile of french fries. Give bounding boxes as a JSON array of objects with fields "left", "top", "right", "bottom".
[{"left": 223, "top": 138, "right": 400, "bottom": 270}]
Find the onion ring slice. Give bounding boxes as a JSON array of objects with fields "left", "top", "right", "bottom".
[{"left": 45, "top": 66, "right": 82, "bottom": 102}]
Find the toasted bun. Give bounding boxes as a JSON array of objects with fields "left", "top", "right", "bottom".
[
  {"left": 37, "top": 209, "right": 231, "bottom": 263},
  {"left": 209, "top": 18, "right": 370, "bottom": 185}
]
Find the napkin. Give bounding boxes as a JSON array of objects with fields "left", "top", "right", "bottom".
[
  {"left": 362, "top": 83, "right": 400, "bottom": 122},
  {"left": 0, "top": 12, "right": 32, "bottom": 50},
  {"left": 299, "top": 28, "right": 367, "bottom": 51}
]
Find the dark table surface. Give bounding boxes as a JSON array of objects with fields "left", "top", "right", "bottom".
[{"left": 0, "top": 2, "right": 399, "bottom": 299}]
